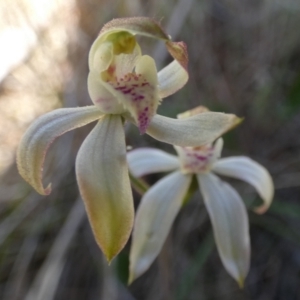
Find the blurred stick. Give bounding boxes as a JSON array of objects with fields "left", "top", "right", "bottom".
[
  {"left": 176, "top": 231, "right": 214, "bottom": 300},
  {"left": 3, "top": 236, "right": 38, "bottom": 300},
  {"left": 24, "top": 197, "right": 85, "bottom": 300},
  {"left": 0, "top": 193, "right": 40, "bottom": 246}
]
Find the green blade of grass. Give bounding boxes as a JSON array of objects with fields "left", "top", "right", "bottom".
[{"left": 176, "top": 231, "right": 214, "bottom": 300}]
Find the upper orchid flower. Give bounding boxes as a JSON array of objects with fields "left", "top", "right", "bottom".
[
  {"left": 88, "top": 17, "right": 189, "bottom": 134},
  {"left": 17, "top": 18, "right": 241, "bottom": 263},
  {"left": 127, "top": 106, "right": 274, "bottom": 286}
]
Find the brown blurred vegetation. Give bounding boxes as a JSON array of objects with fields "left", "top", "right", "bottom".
[{"left": 1, "top": 0, "right": 300, "bottom": 299}]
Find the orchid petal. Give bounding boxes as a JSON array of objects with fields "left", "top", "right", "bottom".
[
  {"left": 159, "top": 40, "right": 189, "bottom": 97},
  {"left": 212, "top": 156, "right": 274, "bottom": 214},
  {"left": 87, "top": 72, "right": 124, "bottom": 114},
  {"left": 197, "top": 173, "right": 250, "bottom": 287},
  {"left": 146, "top": 113, "right": 241, "bottom": 147},
  {"left": 91, "top": 41, "right": 113, "bottom": 73},
  {"left": 129, "top": 171, "right": 192, "bottom": 283},
  {"left": 127, "top": 148, "right": 180, "bottom": 177},
  {"left": 158, "top": 60, "right": 188, "bottom": 98},
  {"left": 17, "top": 106, "right": 103, "bottom": 195},
  {"left": 211, "top": 138, "right": 224, "bottom": 163},
  {"left": 76, "top": 115, "right": 133, "bottom": 262}
]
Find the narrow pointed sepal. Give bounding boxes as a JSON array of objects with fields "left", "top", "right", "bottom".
[
  {"left": 76, "top": 115, "right": 134, "bottom": 261},
  {"left": 127, "top": 148, "right": 179, "bottom": 177},
  {"left": 17, "top": 106, "right": 103, "bottom": 195},
  {"left": 212, "top": 156, "right": 274, "bottom": 214},
  {"left": 198, "top": 173, "right": 250, "bottom": 286},
  {"left": 146, "top": 113, "right": 242, "bottom": 147},
  {"left": 129, "top": 171, "right": 192, "bottom": 282}
]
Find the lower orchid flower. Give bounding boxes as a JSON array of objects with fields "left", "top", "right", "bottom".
[
  {"left": 127, "top": 108, "right": 274, "bottom": 286},
  {"left": 16, "top": 18, "right": 241, "bottom": 263}
]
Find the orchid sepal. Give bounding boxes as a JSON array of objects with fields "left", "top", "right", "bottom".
[
  {"left": 76, "top": 115, "right": 134, "bottom": 262},
  {"left": 197, "top": 173, "right": 250, "bottom": 287},
  {"left": 17, "top": 106, "right": 103, "bottom": 195},
  {"left": 146, "top": 112, "right": 242, "bottom": 147},
  {"left": 212, "top": 156, "right": 274, "bottom": 214},
  {"left": 129, "top": 171, "right": 191, "bottom": 283}
]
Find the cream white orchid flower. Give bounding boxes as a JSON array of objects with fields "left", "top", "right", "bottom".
[
  {"left": 88, "top": 16, "right": 190, "bottom": 134},
  {"left": 17, "top": 18, "right": 241, "bottom": 263},
  {"left": 127, "top": 108, "right": 274, "bottom": 286}
]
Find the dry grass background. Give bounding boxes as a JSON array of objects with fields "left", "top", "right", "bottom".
[{"left": 1, "top": 0, "right": 300, "bottom": 299}]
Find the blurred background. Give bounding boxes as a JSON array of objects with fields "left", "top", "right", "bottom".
[{"left": 1, "top": 0, "right": 300, "bottom": 299}]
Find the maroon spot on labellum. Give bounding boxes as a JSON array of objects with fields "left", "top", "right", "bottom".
[
  {"left": 196, "top": 155, "right": 206, "bottom": 161},
  {"left": 123, "top": 88, "right": 133, "bottom": 94},
  {"left": 144, "top": 107, "right": 149, "bottom": 111},
  {"left": 115, "top": 86, "right": 127, "bottom": 91}
]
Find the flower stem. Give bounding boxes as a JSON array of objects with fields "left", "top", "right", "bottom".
[{"left": 129, "top": 173, "right": 149, "bottom": 195}]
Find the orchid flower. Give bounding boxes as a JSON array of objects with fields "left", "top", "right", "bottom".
[
  {"left": 17, "top": 18, "right": 240, "bottom": 262},
  {"left": 127, "top": 107, "right": 274, "bottom": 286}
]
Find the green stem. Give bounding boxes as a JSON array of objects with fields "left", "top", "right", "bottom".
[{"left": 129, "top": 173, "right": 149, "bottom": 195}]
